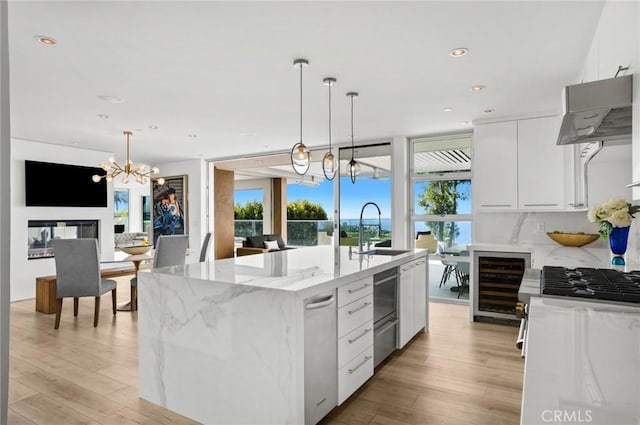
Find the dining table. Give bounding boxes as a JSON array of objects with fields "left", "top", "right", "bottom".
[{"left": 111, "top": 251, "right": 154, "bottom": 312}]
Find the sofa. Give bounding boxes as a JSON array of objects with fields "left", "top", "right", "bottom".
[{"left": 236, "top": 234, "right": 294, "bottom": 257}]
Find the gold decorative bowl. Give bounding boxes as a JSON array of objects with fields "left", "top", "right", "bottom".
[
  {"left": 120, "top": 245, "right": 152, "bottom": 255},
  {"left": 546, "top": 232, "right": 600, "bottom": 247}
]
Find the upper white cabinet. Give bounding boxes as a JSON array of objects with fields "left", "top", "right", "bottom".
[
  {"left": 473, "top": 121, "right": 518, "bottom": 210},
  {"left": 517, "top": 116, "right": 565, "bottom": 210},
  {"left": 474, "top": 116, "right": 567, "bottom": 212}
]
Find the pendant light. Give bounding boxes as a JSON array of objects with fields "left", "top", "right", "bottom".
[
  {"left": 290, "top": 58, "right": 310, "bottom": 175},
  {"left": 346, "top": 91, "right": 360, "bottom": 184},
  {"left": 322, "top": 77, "right": 337, "bottom": 180},
  {"left": 92, "top": 131, "right": 163, "bottom": 184}
]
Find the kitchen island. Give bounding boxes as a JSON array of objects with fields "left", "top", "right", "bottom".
[
  {"left": 137, "top": 245, "right": 428, "bottom": 425},
  {"left": 521, "top": 297, "right": 640, "bottom": 425}
]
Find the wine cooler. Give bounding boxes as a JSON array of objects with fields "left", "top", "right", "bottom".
[{"left": 472, "top": 251, "right": 531, "bottom": 321}]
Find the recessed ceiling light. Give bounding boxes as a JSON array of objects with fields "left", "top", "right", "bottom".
[
  {"left": 97, "top": 113, "right": 109, "bottom": 119},
  {"left": 188, "top": 134, "right": 197, "bottom": 138},
  {"left": 35, "top": 35, "right": 56, "bottom": 46},
  {"left": 449, "top": 47, "right": 468, "bottom": 57},
  {"left": 443, "top": 107, "right": 453, "bottom": 112},
  {"left": 483, "top": 108, "right": 494, "bottom": 113},
  {"left": 97, "top": 95, "right": 126, "bottom": 104},
  {"left": 471, "top": 85, "right": 485, "bottom": 92},
  {"left": 257, "top": 160, "right": 264, "bottom": 164},
  {"left": 148, "top": 125, "right": 158, "bottom": 130},
  {"left": 135, "top": 129, "right": 143, "bottom": 132}
]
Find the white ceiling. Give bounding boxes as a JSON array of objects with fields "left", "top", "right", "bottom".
[{"left": 8, "top": 1, "right": 604, "bottom": 165}]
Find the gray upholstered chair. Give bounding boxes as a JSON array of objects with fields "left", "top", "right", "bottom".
[
  {"left": 130, "top": 234, "right": 188, "bottom": 310},
  {"left": 199, "top": 232, "right": 212, "bottom": 262},
  {"left": 53, "top": 239, "right": 117, "bottom": 329}
]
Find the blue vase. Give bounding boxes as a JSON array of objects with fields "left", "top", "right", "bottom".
[{"left": 609, "top": 226, "right": 630, "bottom": 265}]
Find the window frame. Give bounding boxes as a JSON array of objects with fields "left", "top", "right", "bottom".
[{"left": 410, "top": 133, "right": 472, "bottom": 245}]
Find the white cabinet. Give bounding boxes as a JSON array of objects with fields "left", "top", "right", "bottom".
[
  {"left": 398, "top": 262, "right": 414, "bottom": 348},
  {"left": 336, "top": 276, "right": 373, "bottom": 405},
  {"left": 473, "top": 121, "right": 518, "bottom": 210},
  {"left": 517, "top": 116, "right": 565, "bottom": 210},
  {"left": 412, "top": 258, "right": 428, "bottom": 335},
  {"left": 398, "top": 257, "right": 428, "bottom": 348},
  {"left": 474, "top": 116, "right": 568, "bottom": 211}
]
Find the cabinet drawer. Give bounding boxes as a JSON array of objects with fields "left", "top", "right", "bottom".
[
  {"left": 338, "top": 294, "right": 373, "bottom": 338},
  {"left": 338, "top": 320, "right": 374, "bottom": 368},
  {"left": 338, "top": 346, "right": 374, "bottom": 405},
  {"left": 337, "top": 276, "right": 373, "bottom": 308}
]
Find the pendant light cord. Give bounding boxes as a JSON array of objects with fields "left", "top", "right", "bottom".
[
  {"left": 350, "top": 94, "right": 355, "bottom": 156},
  {"left": 299, "top": 63, "right": 303, "bottom": 143},
  {"left": 328, "top": 82, "right": 332, "bottom": 149}
]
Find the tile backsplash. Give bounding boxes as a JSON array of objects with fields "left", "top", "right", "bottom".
[{"left": 474, "top": 211, "right": 640, "bottom": 263}]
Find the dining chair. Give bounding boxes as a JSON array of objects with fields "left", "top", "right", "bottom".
[
  {"left": 199, "top": 232, "right": 212, "bottom": 262},
  {"left": 53, "top": 239, "right": 117, "bottom": 329},
  {"left": 130, "top": 234, "right": 189, "bottom": 310}
]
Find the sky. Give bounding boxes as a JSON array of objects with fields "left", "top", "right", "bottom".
[
  {"left": 235, "top": 178, "right": 471, "bottom": 220},
  {"left": 235, "top": 177, "right": 392, "bottom": 220}
]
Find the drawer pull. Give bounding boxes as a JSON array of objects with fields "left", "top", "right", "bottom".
[
  {"left": 523, "top": 203, "right": 558, "bottom": 207},
  {"left": 348, "top": 283, "right": 371, "bottom": 294},
  {"left": 348, "top": 355, "right": 372, "bottom": 374},
  {"left": 481, "top": 204, "right": 512, "bottom": 207},
  {"left": 305, "top": 295, "right": 335, "bottom": 310},
  {"left": 316, "top": 396, "right": 327, "bottom": 406},
  {"left": 348, "top": 328, "right": 372, "bottom": 344},
  {"left": 348, "top": 302, "right": 371, "bottom": 315}
]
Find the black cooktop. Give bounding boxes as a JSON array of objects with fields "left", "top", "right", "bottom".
[{"left": 541, "top": 266, "right": 640, "bottom": 304}]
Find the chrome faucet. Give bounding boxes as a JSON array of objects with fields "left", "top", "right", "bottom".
[{"left": 358, "top": 202, "right": 381, "bottom": 253}]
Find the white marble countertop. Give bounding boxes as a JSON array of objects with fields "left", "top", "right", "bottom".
[
  {"left": 521, "top": 297, "right": 640, "bottom": 425},
  {"left": 146, "top": 245, "right": 427, "bottom": 295}
]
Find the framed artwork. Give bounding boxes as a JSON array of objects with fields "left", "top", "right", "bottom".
[{"left": 152, "top": 175, "right": 188, "bottom": 246}]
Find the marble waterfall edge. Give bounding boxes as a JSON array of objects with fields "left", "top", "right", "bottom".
[{"left": 137, "top": 270, "right": 305, "bottom": 424}]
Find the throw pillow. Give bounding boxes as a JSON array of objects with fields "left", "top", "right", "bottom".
[{"left": 264, "top": 240, "right": 280, "bottom": 251}]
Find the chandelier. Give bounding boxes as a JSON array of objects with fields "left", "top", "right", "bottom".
[{"left": 92, "top": 131, "right": 164, "bottom": 184}]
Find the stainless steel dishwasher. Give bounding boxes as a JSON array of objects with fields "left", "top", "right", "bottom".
[
  {"left": 373, "top": 267, "right": 399, "bottom": 367},
  {"left": 304, "top": 289, "right": 337, "bottom": 425}
]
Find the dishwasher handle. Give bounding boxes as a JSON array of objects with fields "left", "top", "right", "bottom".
[{"left": 305, "top": 295, "right": 335, "bottom": 310}]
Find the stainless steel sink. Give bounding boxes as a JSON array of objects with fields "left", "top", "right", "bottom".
[{"left": 357, "top": 249, "right": 410, "bottom": 256}]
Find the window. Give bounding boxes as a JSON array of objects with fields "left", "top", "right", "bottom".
[
  {"left": 142, "top": 195, "right": 151, "bottom": 233},
  {"left": 411, "top": 134, "right": 472, "bottom": 302},
  {"left": 114, "top": 189, "right": 129, "bottom": 232},
  {"left": 411, "top": 135, "right": 472, "bottom": 250},
  {"left": 234, "top": 188, "right": 264, "bottom": 239},
  {"left": 339, "top": 143, "right": 392, "bottom": 248},
  {"left": 287, "top": 179, "right": 334, "bottom": 246}
]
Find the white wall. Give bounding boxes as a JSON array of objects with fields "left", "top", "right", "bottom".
[
  {"left": 154, "top": 159, "right": 208, "bottom": 262},
  {"left": 10, "top": 139, "right": 115, "bottom": 301},
  {"left": 578, "top": 1, "right": 638, "bottom": 83},
  {"left": 0, "top": 1, "right": 10, "bottom": 420}
]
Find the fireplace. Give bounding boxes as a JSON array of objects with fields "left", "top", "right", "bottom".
[{"left": 27, "top": 219, "right": 99, "bottom": 260}]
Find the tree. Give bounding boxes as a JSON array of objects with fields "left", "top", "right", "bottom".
[
  {"left": 287, "top": 200, "right": 328, "bottom": 220},
  {"left": 287, "top": 200, "right": 329, "bottom": 246},
  {"left": 416, "top": 180, "right": 468, "bottom": 247},
  {"left": 234, "top": 200, "right": 263, "bottom": 219},
  {"left": 234, "top": 200, "right": 263, "bottom": 237}
]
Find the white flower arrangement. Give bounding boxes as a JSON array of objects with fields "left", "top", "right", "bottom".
[{"left": 588, "top": 197, "right": 640, "bottom": 238}]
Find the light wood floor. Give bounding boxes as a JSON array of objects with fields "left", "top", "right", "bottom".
[{"left": 8, "top": 277, "right": 523, "bottom": 425}]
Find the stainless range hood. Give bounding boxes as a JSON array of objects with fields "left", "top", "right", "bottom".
[{"left": 557, "top": 74, "right": 633, "bottom": 145}]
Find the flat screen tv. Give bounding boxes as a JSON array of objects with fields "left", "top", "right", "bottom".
[{"left": 25, "top": 160, "right": 108, "bottom": 207}]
